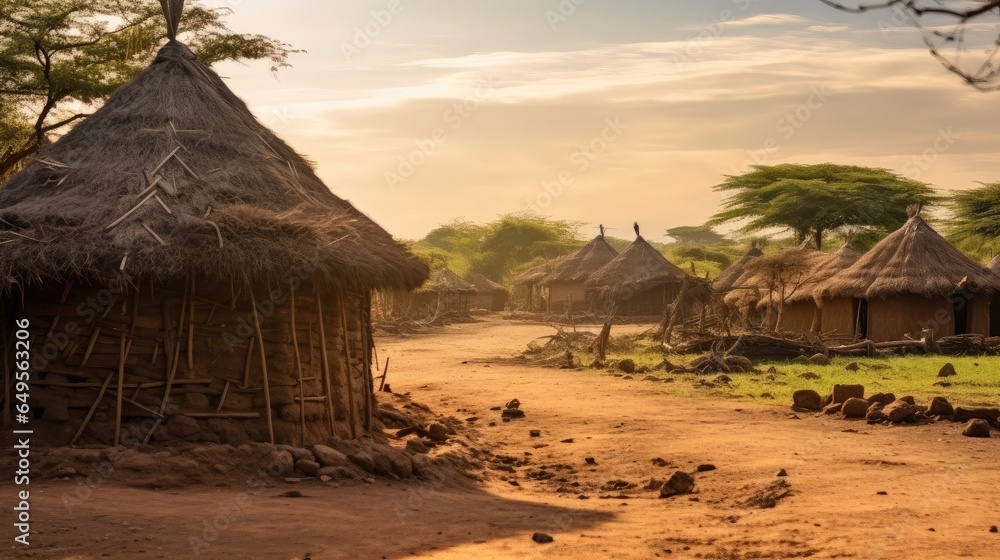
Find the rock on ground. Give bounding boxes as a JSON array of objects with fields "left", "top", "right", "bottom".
[
  {"left": 963, "top": 419, "right": 991, "bottom": 438},
  {"left": 792, "top": 390, "right": 823, "bottom": 411},
  {"left": 938, "top": 363, "right": 957, "bottom": 377},
  {"left": 809, "top": 353, "right": 831, "bottom": 366},
  {"left": 659, "top": 471, "right": 695, "bottom": 498},
  {"left": 926, "top": 397, "right": 954, "bottom": 417},
  {"left": 883, "top": 401, "right": 916, "bottom": 423},
  {"left": 833, "top": 384, "right": 864, "bottom": 403},
  {"left": 841, "top": 398, "right": 870, "bottom": 418}
]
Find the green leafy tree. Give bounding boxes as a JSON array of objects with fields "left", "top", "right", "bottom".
[
  {"left": 708, "top": 164, "right": 938, "bottom": 248},
  {"left": 665, "top": 225, "right": 726, "bottom": 245},
  {"left": 948, "top": 182, "right": 1000, "bottom": 260},
  {"left": 0, "top": 0, "right": 298, "bottom": 180},
  {"left": 475, "top": 215, "right": 581, "bottom": 280}
]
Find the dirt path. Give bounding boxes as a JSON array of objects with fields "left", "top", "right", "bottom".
[{"left": 8, "top": 319, "right": 1000, "bottom": 559}]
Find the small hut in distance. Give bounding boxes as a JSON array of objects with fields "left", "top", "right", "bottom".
[
  {"left": 466, "top": 273, "right": 509, "bottom": 311},
  {"left": 0, "top": 1, "right": 428, "bottom": 448},
  {"left": 816, "top": 207, "right": 1000, "bottom": 341},
  {"left": 414, "top": 268, "right": 478, "bottom": 314},
  {"left": 586, "top": 224, "right": 687, "bottom": 316}
]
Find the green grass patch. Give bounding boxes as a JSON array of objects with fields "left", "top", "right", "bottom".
[{"left": 596, "top": 348, "right": 1000, "bottom": 408}]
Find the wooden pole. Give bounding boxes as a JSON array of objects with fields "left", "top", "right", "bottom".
[
  {"left": 249, "top": 288, "right": 275, "bottom": 444},
  {"left": 315, "top": 285, "right": 338, "bottom": 438},
  {"left": 242, "top": 337, "right": 254, "bottom": 389},
  {"left": 187, "top": 274, "right": 196, "bottom": 373},
  {"left": 339, "top": 292, "right": 358, "bottom": 439},
  {"left": 360, "top": 292, "right": 374, "bottom": 433},
  {"left": 114, "top": 333, "right": 126, "bottom": 446},
  {"left": 289, "top": 282, "right": 306, "bottom": 446},
  {"left": 71, "top": 373, "right": 114, "bottom": 445}
]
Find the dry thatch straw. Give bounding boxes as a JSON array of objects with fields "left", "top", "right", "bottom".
[
  {"left": 514, "top": 260, "right": 559, "bottom": 285},
  {"left": 465, "top": 272, "right": 508, "bottom": 296},
  {"left": 989, "top": 254, "right": 1000, "bottom": 275},
  {"left": 0, "top": 17, "right": 427, "bottom": 291},
  {"left": 816, "top": 209, "right": 1000, "bottom": 301},
  {"left": 712, "top": 244, "right": 763, "bottom": 292},
  {"left": 416, "top": 268, "right": 478, "bottom": 295},
  {"left": 541, "top": 234, "right": 618, "bottom": 285},
  {"left": 585, "top": 235, "right": 686, "bottom": 299},
  {"left": 724, "top": 246, "right": 825, "bottom": 310}
]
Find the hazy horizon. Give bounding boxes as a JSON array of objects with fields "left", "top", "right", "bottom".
[{"left": 206, "top": 1, "right": 1000, "bottom": 241}]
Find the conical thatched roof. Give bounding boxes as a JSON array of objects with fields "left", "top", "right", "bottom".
[
  {"left": 0, "top": 1, "right": 427, "bottom": 291},
  {"left": 783, "top": 240, "right": 860, "bottom": 305},
  {"left": 542, "top": 235, "right": 618, "bottom": 285},
  {"left": 466, "top": 273, "right": 508, "bottom": 295},
  {"left": 816, "top": 213, "right": 1000, "bottom": 300},
  {"left": 417, "top": 268, "right": 477, "bottom": 295},
  {"left": 585, "top": 235, "right": 686, "bottom": 297},
  {"left": 723, "top": 246, "right": 825, "bottom": 309},
  {"left": 713, "top": 245, "right": 763, "bottom": 292}
]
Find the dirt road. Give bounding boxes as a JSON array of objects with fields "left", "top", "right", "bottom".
[{"left": 9, "top": 320, "right": 1000, "bottom": 559}]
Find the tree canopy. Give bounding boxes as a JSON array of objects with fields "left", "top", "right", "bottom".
[
  {"left": 708, "top": 163, "right": 938, "bottom": 248},
  {"left": 666, "top": 225, "right": 726, "bottom": 245},
  {"left": 948, "top": 182, "right": 1000, "bottom": 260},
  {"left": 0, "top": 0, "right": 298, "bottom": 180}
]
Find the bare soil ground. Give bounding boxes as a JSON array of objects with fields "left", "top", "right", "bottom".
[{"left": 6, "top": 319, "right": 1000, "bottom": 559}]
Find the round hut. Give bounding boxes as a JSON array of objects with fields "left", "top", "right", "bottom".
[
  {"left": 513, "top": 260, "right": 558, "bottom": 311},
  {"left": 586, "top": 233, "right": 687, "bottom": 316},
  {"left": 815, "top": 208, "right": 1000, "bottom": 342},
  {"left": 540, "top": 233, "right": 619, "bottom": 313},
  {"left": 413, "top": 268, "right": 478, "bottom": 314},
  {"left": 757, "top": 239, "right": 860, "bottom": 335},
  {"left": 0, "top": 2, "right": 427, "bottom": 448},
  {"left": 465, "top": 273, "right": 509, "bottom": 312},
  {"left": 713, "top": 244, "right": 763, "bottom": 294}
]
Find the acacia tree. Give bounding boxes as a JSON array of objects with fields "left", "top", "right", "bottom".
[
  {"left": 820, "top": 0, "right": 1000, "bottom": 89},
  {"left": 948, "top": 182, "right": 1000, "bottom": 259},
  {"left": 0, "top": 0, "right": 298, "bottom": 180},
  {"left": 708, "top": 163, "right": 938, "bottom": 248}
]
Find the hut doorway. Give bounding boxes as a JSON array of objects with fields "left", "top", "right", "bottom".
[
  {"left": 952, "top": 294, "right": 970, "bottom": 336},
  {"left": 991, "top": 297, "right": 1000, "bottom": 336},
  {"left": 854, "top": 299, "right": 868, "bottom": 339}
]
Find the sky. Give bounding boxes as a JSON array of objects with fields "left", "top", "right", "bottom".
[{"left": 200, "top": 0, "right": 1000, "bottom": 241}]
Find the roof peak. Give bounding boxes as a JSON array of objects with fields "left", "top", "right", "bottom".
[{"left": 160, "top": 0, "right": 186, "bottom": 42}]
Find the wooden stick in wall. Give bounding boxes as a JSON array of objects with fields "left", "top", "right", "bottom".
[
  {"left": 315, "top": 285, "right": 338, "bottom": 438},
  {"left": 71, "top": 373, "right": 114, "bottom": 445},
  {"left": 249, "top": 288, "right": 275, "bottom": 444},
  {"left": 338, "top": 291, "right": 358, "bottom": 439},
  {"left": 289, "top": 281, "right": 306, "bottom": 446},
  {"left": 187, "top": 274, "right": 196, "bottom": 373},
  {"left": 114, "top": 333, "right": 126, "bottom": 446}
]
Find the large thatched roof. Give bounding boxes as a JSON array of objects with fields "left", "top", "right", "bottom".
[
  {"left": 816, "top": 213, "right": 1000, "bottom": 301},
  {"left": 417, "top": 268, "right": 477, "bottom": 295},
  {"left": 0, "top": 1, "right": 427, "bottom": 291},
  {"left": 585, "top": 235, "right": 686, "bottom": 298},
  {"left": 723, "top": 246, "right": 826, "bottom": 309},
  {"left": 541, "top": 235, "right": 618, "bottom": 285},
  {"left": 712, "top": 245, "right": 763, "bottom": 292},
  {"left": 785, "top": 240, "right": 860, "bottom": 304},
  {"left": 466, "top": 273, "right": 508, "bottom": 295}
]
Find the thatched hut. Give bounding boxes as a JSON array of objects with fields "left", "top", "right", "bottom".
[
  {"left": 815, "top": 209, "right": 1000, "bottom": 341},
  {"left": 713, "top": 244, "right": 763, "bottom": 293},
  {"left": 586, "top": 235, "right": 687, "bottom": 316},
  {"left": 466, "top": 273, "right": 509, "bottom": 311},
  {"left": 757, "top": 240, "right": 860, "bottom": 336},
  {"left": 541, "top": 234, "right": 618, "bottom": 312},
  {"left": 0, "top": 2, "right": 427, "bottom": 448},
  {"left": 513, "top": 260, "right": 557, "bottom": 311},
  {"left": 990, "top": 255, "right": 1000, "bottom": 336},
  {"left": 414, "top": 268, "right": 477, "bottom": 314}
]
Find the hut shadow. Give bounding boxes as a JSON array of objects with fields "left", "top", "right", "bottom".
[{"left": 30, "top": 478, "right": 615, "bottom": 559}]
